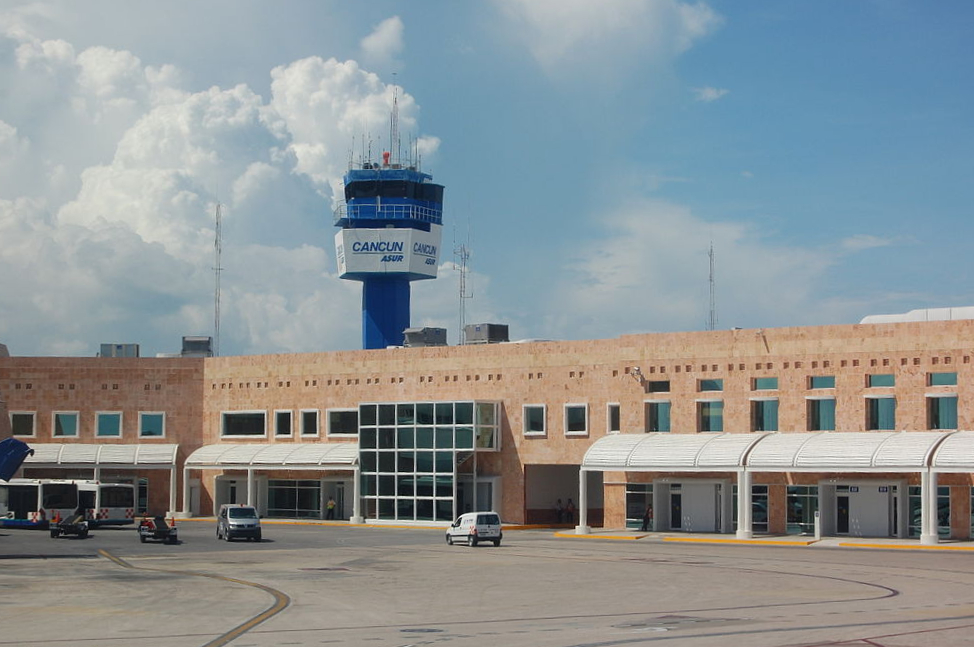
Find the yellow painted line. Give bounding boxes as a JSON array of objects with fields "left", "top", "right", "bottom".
[
  {"left": 554, "top": 531, "right": 644, "bottom": 540},
  {"left": 99, "top": 549, "right": 290, "bottom": 647},
  {"left": 663, "top": 537, "right": 817, "bottom": 546},
  {"left": 838, "top": 542, "right": 974, "bottom": 551}
]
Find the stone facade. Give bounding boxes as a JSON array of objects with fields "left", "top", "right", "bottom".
[{"left": 2, "top": 319, "right": 974, "bottom": 532}]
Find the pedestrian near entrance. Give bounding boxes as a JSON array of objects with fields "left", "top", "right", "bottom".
[
  {"left": 554, "top": 499, "right": 564, "bottom": 524},
  {"left": 641, "top": 504, "right": 653, "bottom": 532},
  {"left": 326, "top": 497, "right": 336, "bottom": 520},
  {"left": 565, "top": 498, "right": 576, "bottom": 524}
]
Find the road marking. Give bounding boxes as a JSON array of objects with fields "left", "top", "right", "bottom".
[{"left": 98, "top": 549, "right": 290, "bottom": 646}]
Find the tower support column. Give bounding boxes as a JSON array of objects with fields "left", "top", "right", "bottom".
[{"left": 362, "top": 277, "right": 411, "bottom": 349}]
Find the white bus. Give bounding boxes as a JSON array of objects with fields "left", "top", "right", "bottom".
[
  {"left": 78, "top": 481, "right": 136, "bottom": 526},
  {"left": 0, "top": 479, "right": 136, "bottom": 528},
  {"left": 0, "top": 479, "right": 80, "bottom": 528}
]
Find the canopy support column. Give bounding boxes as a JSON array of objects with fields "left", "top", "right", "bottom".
[
  {"left": 350, "top": 467, "right": 364, "bottom": 524},
  {"left": 575, "top": 468, "right": 591, "bottom": 534},
  {"left": 736, "top": 469, "right": 753, "bottom": 539},
  {"left": 181, "top": 467, "right": 191, "bottom": 517},
  {"left": 169, "top": 466, "right": 178, "bottom": 516},
  {"left": 921, "top": 469, "right": 939, "bottom": 545},
  {"left": 246, "top": 469, "right": 256, "bottom": 507}
]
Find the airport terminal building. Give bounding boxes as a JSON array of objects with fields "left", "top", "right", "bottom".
[{"left": 4, "top": 312, "right": 974, "bottom": 544}]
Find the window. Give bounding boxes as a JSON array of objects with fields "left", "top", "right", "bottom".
[
  {"left": 753, "top": 377, "right": 778, "bottom": 390},
  {"left": 868, "top": 374, "right": 895, "bottom": 387},
  {"left": 698, "top": 401, "right": 723, "bottom": 432},
  {"left": 275, "top": 410, "right": 292, "bottom": 436},
  {"left": 866, "top": 397, "right": 896, "bottom": 430},
  {"left": 809, "top": 375, "right": 835, "bottom": 389},
  {"left": 699, "top": 379, "right": 723, "bottom": 392},
  {"left": 751, "top": 399, "right": 778, "bottom": 431},
  {"left": 10, "top": 412, "right": 35, "bottom": 437},
  {"left": 786, "top": 486, "right": 818, "bottom": 535},
  {"left": 523, "top": 405, "right": 546, "bottom": 435},
  {"left": 222, "top": 411, "right": 266, "bottom": 436},
  {"left": 607, "top": 403, "right": 620, "bottom": 434},
  {"left": 929, "top": 372, "right": 958, "bottom": 386},
  {"left": 807, "top": 398, "right": 836, "bottom": 431},
  {"left": 53, "top": 412, "right": 79, "bottom": 437},
  {"left": 96, "top": 412, "right": 122, "bottom": 437},
  {"left": 139, "top": 412, "right": 165, "bottom": 437},
  {"left": 647, "top": 380, "right": 670, "bottom": 393},
  {"left": 645, "top": 401, "right": 671, "bottom": 432},
  {"left": 928, "top": 396, "right": 958, "bottom": 430},
  {"left": 301, "top": 410, "right": 319, "bottom": 436},
  {"left": 565, "top": 404, "right": 588, "bottom": 435},
  {"left": 327, "top": 409, "right": 359, "bottom": 436}
]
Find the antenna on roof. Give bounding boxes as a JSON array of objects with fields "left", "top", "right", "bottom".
[
  {"left": 390, "top": 79, "right": 400, "bottom": 166},
  {"left": 213, "top": 202, "right": 223, "bottom": 356},
  {"left": 707, "top": 242, "right": 718, "bottom": 331},
  {"left": 455, "top": 225, "right": 473, "bottom": 345}
]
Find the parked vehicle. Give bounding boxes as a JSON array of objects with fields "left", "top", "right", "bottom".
[
  {"left": 445, "top": 511, "right": 502, "bottom": 547},
  {"left": 137, "top": 515, "right": 178, "bottom": 544},
  {"left": 1, "top": 479, "right": 81, "bottom": 529},
  {"left": 78, "top": 482, "right": 136, "bottom": 527},
  {"left": 216, "top": 504, "right": 262, "bottom": 542},
  {"left": 49, "top": 509, "right": 89, "bottom": 539}
]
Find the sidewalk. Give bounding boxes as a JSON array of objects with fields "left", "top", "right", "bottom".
[{"left": 554, "top": 527, "right": 974, "bottom": 550}]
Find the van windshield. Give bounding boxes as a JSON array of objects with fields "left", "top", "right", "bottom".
[{"left": 228, "top": 507, "right": 258, "bottom": 519}]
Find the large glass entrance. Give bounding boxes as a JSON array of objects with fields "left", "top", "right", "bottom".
[
  {"left": 267, "top": 479, "right": 320, "bottom": 518},
  {"left": 358, "top": 401, "right": 501, "bottom": 522}
]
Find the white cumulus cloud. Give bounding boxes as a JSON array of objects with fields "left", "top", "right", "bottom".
[
  {"left": 494, "top": 0, "right": 722, "bottom": 79},
  {"left": 360, "top": 16, "right": 405, "bottom": 71},
  {"left": 693, "top": 86, "right": 729, "bottom": 102}
]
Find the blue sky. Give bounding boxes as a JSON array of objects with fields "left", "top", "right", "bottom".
[{"left": 0, "top": 1, "right": 971, "bottom": 356}]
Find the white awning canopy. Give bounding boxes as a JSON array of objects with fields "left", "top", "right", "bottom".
[
  {"left": 582, "top": 431, "right": 960, "bottom": 474},
  {"left": 185, "top": 442, "right": 359, "bottom": 470},
  {"left": 582, "top": 432, "right": 769, "bottom": 472},
  {"left": 24, "top": 443, "right": 178, "bottom": 469},
  {"left": 930, "top": 431, "right": 974, "bottom": 473}
]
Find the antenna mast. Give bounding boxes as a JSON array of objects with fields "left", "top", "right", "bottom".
[
  {"left": 390, "top": 83, "right": 400, "bottom": 164},
  {"left": 707, "top": 242, "right": 717, "bottom": 331},
  {"left": 213, "top": 203, "right": 223, "bottom": 356},
  {"left": 455, "top": 230, "right": 472, "bottom": 345}
]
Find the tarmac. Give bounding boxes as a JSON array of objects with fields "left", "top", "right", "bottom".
[{"left": 186, "top": 516, "right": 974, "bottom": 551}]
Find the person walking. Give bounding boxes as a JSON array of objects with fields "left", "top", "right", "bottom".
[
  {"left": 640, "top": 504, "right": 653, "bottom": 532},
  {"left": 565, "top": 498, "right": 576, "bottom": 524},
  {"left": 326, "top": 496, "right": 336, "bottom": 520}
]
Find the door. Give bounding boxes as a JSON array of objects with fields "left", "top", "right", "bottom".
[
  {"left": 670, "top": 493, "right": 683, "bottom": 529},
  {"left": 837, "top": 495, "right": 850, "bottom": 534}
]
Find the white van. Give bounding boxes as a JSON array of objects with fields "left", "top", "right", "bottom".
[{"left": 445, "top": 511, "right": 502, "bottom": 547}]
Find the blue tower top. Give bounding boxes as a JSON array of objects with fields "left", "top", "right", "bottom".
[
  {"left": 334, "top": 151, "right": 445, "bottom": 349},
  {"left": 334, "top": 155, "right": 443, "bottom": 231}
]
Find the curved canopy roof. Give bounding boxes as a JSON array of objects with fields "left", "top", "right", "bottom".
[
  {"left": 930, "top": 431, "right": 974, "bottom": 472},
  {"left": 582, "top": 431, "right": 959, "bottom": 473},
  {"left": 24, "top": 444, "right": 178, "bottom": 468},
  {"left": 582, "top": 432, "right": 769, "bottom": 471},
  {"left": 185, "top": 443, "right": 358, "bottom": 469}
]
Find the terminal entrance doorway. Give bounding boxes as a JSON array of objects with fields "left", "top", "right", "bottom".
[{"left": 655, "top": 481, "right": 732, "bottom": 533}]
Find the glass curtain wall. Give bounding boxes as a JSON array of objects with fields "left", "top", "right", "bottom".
[{"left": 358, "top": 401, "right": 500, "bottom": 522}]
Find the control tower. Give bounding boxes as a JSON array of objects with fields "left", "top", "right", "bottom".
[{"left": 334, "top": 149, "right": 444, "bottom": 349}]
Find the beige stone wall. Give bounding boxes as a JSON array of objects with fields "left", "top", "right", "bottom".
[{"left": 3, "top": 318, "right": 974, "bottom": 525}]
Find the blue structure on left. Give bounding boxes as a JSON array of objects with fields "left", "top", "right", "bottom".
[
  {"left": 335, "top": 150, "right": 445, "bottom": 349},
  {"left": 0, "top": 438, "right": 33, "bottom": 481}
]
